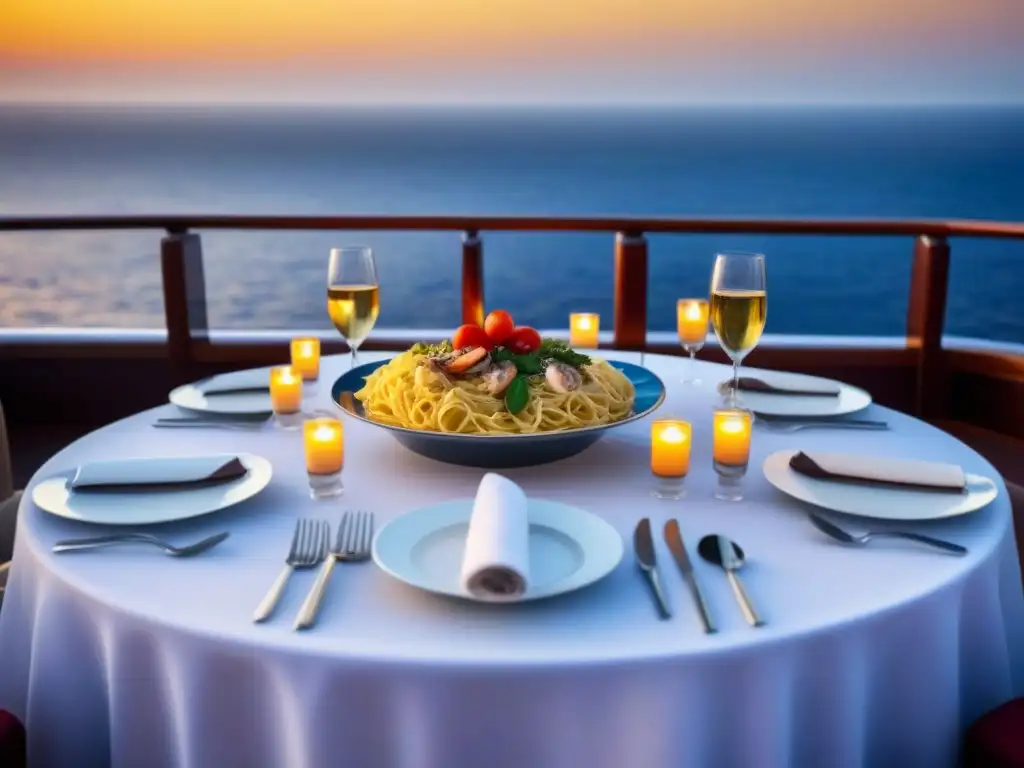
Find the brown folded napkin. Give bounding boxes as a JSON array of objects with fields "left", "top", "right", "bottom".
[
  {"left": 789, "top": 451, "right": 965, "bottom": 493},
  {"left": 726, "top": 376, "right": 841, "bottom": 397},
  {"left": 69, "top": 456, "right": 248, "bottom": 493}
]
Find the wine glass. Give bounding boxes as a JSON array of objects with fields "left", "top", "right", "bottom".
[
  {"left": 327, "top": 247, "right": 379, "bottom": 369},
  {"left": 676, "top": 298, "right": 709, "bottom": 385},
  {"left": 709, "top": 252, "right": 767, "bottom": 405}
]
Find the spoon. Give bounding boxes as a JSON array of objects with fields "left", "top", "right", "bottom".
[
  {"left": 52, "top": 531, "right": 229, "bottom": 557},
  {"left": 697, "top": 534, "right": 764, "bottom": 627}
]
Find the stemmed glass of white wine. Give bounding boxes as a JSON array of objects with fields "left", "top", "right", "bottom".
[
  {"left": 327, "top": 246, "right": 379, "bottom": 369},
  {"left": 710, "top": 252, "right": 767, "bottom": 406}
]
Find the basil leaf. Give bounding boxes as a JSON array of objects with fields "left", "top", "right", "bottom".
[
  {"left": 491, "top": 347, "right": 515, "bottom": 363},
  {"left": 512, "top": 354, "right": 542, "bottom": 375},
  {"left": 504, "top": 376, "right": 530, "bottom": 414}
]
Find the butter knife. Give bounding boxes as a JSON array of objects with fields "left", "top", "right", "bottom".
[
  {"left": 663, "top": 519, "right": 716, "bottom": 634},
  {"left": 633, "top": 518, "right": 671, "bottom": 619}
]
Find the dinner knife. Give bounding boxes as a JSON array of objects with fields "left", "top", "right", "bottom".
[
  {"left": 633, "top": 518, "right": 671, "bottom": 620},
  {"left": 663, "top": 519, "right": 716, "bottom": 634}
]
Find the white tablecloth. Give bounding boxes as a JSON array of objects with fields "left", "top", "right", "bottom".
[{"left": 1, "top": 352, "right": 1022, "bottom": 768}]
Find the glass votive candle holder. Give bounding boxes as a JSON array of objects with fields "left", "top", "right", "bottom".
[
  {"left": 269, "top": 365, "right": 303, "bottom": 429},
  {"left": 290, "top": 337, "right": 321, "bottom": 382},
  {"left": 650, "top": 419, "right": 692, "bottom": 499},
  {"left": 569, "top": 313, "right": 600, "bottom": 348},
  {"left": 713, "top": 408, "right": 752, "bottom": 501},
  {"left": 304, "top": 417, "right": 344, "bottom": 498}
]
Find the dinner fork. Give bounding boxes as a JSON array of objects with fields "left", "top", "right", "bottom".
[
  {"left": 294, "top": 510, "right": 374, "bottom": 630},
  {"left": 52, "top": 531, "right": 229, "bottom": 557},
  {"left": 756, "top": 418, "right": 889, "bottom": 433},
  {"left": 808, "top": 512, "right": 967, "bottom": 555},
  {"left": 253, "top": 518, "right": 329, "bottom": 623}
]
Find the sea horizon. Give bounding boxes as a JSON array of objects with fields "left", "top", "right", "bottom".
[{"left": 1, "top": 103, "right": 1021, "bottom": 342}]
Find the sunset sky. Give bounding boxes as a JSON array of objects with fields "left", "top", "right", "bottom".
[{"left": 2, "top": 0, "right": 1021, "bottom": 104}]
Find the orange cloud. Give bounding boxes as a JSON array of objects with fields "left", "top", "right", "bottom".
[{"left": 1, "top": 0, "right": 1003, "bottom": 65}]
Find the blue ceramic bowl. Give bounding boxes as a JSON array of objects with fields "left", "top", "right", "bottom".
[{"left": 332, "top": 359, "right": 666, "bottom": 468}]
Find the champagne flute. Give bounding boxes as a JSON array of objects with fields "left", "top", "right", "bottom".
[
  {"left": 327, "top": 247, "right": 380, "bottom": 369},
  {"left": 709, "top": 252, "right": 767, "bottom": 406},
  {"left": 677, "top": 298, "right": 709, "bottom": 385}
]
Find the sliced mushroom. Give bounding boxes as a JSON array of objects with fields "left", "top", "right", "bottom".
[
  {"left": 545, "top": 361, "right": 583, "bottom": 393},
  {"left": 482, "top": 360, "right": 517, "bottom": 396}
]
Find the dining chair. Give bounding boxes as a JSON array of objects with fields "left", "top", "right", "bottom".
[{"left": 0, "top": 397, "right": 19, "bottom": 608}]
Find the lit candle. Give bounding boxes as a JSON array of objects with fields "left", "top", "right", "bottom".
[
  {"left": 304, "top": 418, "right": 344, "bottom": 475},
  {"left": 651, "top": 420, "right": 692, "bottom": 477},
  {"left": 677, "top": 299, "right": 709, "bottom": 346},
  {"left": 713, "top": 409, "right": 752, "bottom": 466},
  {"left": 269, "top": 366, "right": 303, "bottom": 414},
  {"left": 290, "top": 337, "right": 321, "bottom": 381},
  {"left": 570, "top": 313, "right": 600, "bottom": 348}
]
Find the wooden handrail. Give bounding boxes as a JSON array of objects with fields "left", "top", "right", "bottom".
[
  {"left": 5, "top": 213, "right": 1024, "bottom": 420},
  {"left": 2, "top": 214, "right": 1024, "bottom": 238}
]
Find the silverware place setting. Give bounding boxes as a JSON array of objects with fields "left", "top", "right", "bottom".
[
  {"left": 633, "top": 518, "right": 671, "bottom": 619},
  {"left": 294, "top": 510, "right": 374, "bottom": 631},
  {"left": 634, "top": 518, "right": 763, "bottom": 630},
  {"left": 52, "top": 531, "right": 230, "bottom": 557},
  {"left": 808, "top": 512, "right": 967, "bottom": 555},
  {"left": 697, "top": 534, "right": 764, "bottom": 627},
  {"left": 754, "top": 415, "right": 889, "bottom": 433},
  {"left": 253, "top": 518, "right": 330, "bottom": 623}
]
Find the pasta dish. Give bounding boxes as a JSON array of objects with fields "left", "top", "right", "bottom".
[{"left": 354, "top": 310, "right": 636, "bottom": 435}]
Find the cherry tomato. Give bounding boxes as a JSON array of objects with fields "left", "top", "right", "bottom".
[
  {"left": 505, "top": 326, "right": 542, "bottom": 354},
  {"left": 483, "top": 310, "right": 515, "bottom": 344},
  {"left": 452, "top": 324, "right": 493, "bottom": 350}
]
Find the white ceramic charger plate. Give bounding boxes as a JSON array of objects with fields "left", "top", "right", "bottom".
[
  {"left": 372, "top": 498, "right": 624, "bottom": 602},
  {"left": 169, "top": 369, "right": 274, "bottom": 415},
  {"left": 762, "top": 449, "right": 998, "bottom": 521},
  {"left": 31, "top": 453, "right": 273, "bottom": 525},
  {"left": 721, "top": 366, "right": 872, "bottom": 418}
]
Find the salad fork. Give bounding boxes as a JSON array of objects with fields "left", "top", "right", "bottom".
[
  {"left": 52, "top": 531, "right": 229, "bottom": 557},
  {"left": 253, "top": 518, "right": 329, "bottom": 623},
  {"left": 294, "top": 510, "right": 374, "bottom": 630}
]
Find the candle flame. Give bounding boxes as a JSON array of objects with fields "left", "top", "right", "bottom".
[
  {"left": 577, "top": 316, "right": 593, "bottom": 330},
  {"left": 313, "top": 425, "right": 335, "bottom": 441},
  {"left": 660, "top": 425, "right": 687, "bottom": 443},
  {"left": 684, "top": 303, "right": 702, "bottom": 321},
  {"left": 721, "top": 418, "right": 745, "bottom": 434}
]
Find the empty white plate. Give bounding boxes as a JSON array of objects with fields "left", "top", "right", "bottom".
[
  {"left": 720, "top": 366, "right": 872, "bottom": 418},
  {"left": 373, "top": 498, "right": 624, "bottom": 602},
  {"left": 169, "top": 369, "right": 274, "bottom": 415},
  {"left": 31, "top": 453, "right": 273, "bottom": 525},
  {"left": 763, "top": 449, "right": 998, "bottom": 521}
]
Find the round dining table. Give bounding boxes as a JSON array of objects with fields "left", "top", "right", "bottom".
[{"left": 1, "top": 351, "right": 1022, "bottom": 768}]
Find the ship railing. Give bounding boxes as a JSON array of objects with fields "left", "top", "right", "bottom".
[{"left": 1, "top": 215, "right": 1023, "bottom": 431}]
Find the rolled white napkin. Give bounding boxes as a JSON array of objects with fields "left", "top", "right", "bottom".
[{"left": 459, "top": 473, "right": 531, "bottom": 601}]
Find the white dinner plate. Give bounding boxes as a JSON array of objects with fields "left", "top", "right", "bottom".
[
  {"left": 31, "top": 453, "right": 273, "bottom": 525},
  {"left": 373, "top": 498, "right": 624, "bottom": 602},
  {"left": 169, "top": 369, "right": 273, "bottom": 415},
  {"left": 719, "top": 367, "right": 872, "bottom": 418},
  {"left": 762, "top": 449, "right": 998, "bottom": 521}
]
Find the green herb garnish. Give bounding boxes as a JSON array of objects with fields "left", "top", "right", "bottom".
[
  {"left": 410, "top": 340, "right": 453, "bottom": 356},
  {"left": 504, "top": 375, "right": 530, "bottom": 414},
  {"left": 538, "top": 338, "right": 591, "bottom": 368}
]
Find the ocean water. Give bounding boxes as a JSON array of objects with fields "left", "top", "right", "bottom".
[{"left": 0, "top": 105, "right": 1021, "bottom": 342}]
